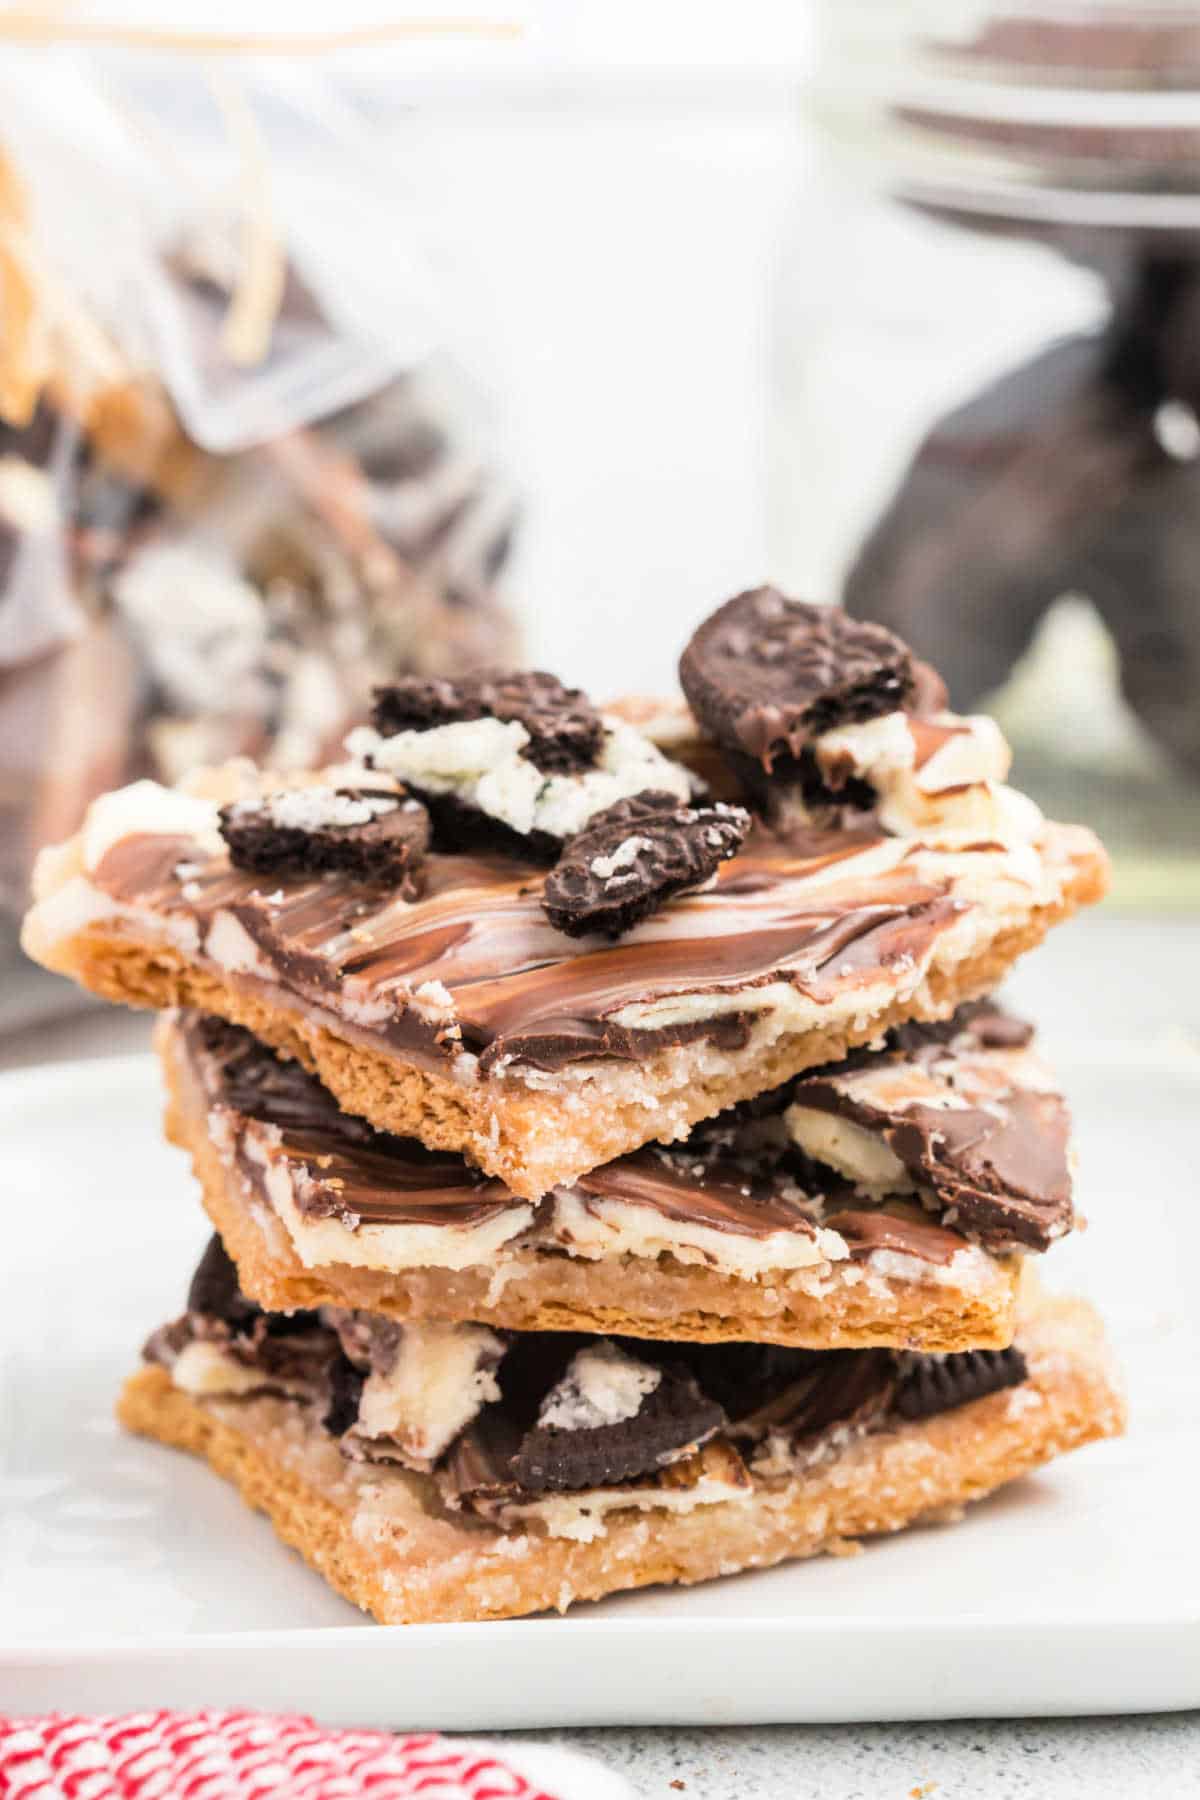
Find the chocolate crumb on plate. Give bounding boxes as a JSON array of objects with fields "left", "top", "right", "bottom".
[
  {"left": 679, "top": 586, "right": 918, "bottom": 771},
  {"left": 371, "top": 670, "right": 604, "bottom": 774},
  {"left": 219, "top": 785, "right": 430, "bottom": 894},
  {"left": 542, "top": 791, "right": 751, "bottom": 939}
]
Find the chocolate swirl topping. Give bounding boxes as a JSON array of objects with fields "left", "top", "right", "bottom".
[{"left": 94, "top": 820, "right": 965, "bottom": 1076}]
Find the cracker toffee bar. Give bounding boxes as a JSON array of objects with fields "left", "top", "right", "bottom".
[
  {"left": 120, "top": 1235, "right": 1125, "bottom": 1624},
  {"left": 22, "top": 588, "right": 1108, "bottom": 1198},
  {"left": 159, "top": 998, "right": 1074, "bottom": 1351}
]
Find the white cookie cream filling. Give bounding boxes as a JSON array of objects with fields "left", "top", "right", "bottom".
[
  {"left": 809, "top": 711, "right": 1042, "bottom": 848},
  {"left": 785, "top": 1046, "right": 1043, "bottom": 1203},
  {"left": 169, "top": 1340, "right": 313, "bottom": 1401},
  {"left": 0, "top": 453, "right": 58, "bottom": 531},
  {"left": 353, "top": 1322, "right": 505, "bottom": 1467},
  {"left": 344, "top": 714, "right": 694, "bottom": 841},
  {"left": 590, "top": 835, "right": 655, "bottom": 881},
  {"left": 784, "top": 1106, "right": 913, "bottom": 1198},
  {"left": 244, "top": 788, "right": 406, "bottom": 832},
  {"left": 204, "top": 910, "right": 275, "bottom": 978},
  {"left": 537, "top": 1343, "right": 662, "bottom": 1432}
]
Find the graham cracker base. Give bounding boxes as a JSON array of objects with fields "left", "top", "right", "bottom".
[
  {"left": 25, "top": 832, "right": 1107, "bottom": 1201},
  {"left": 161, "top": 1024, "right": 1021, "bottom": 1352},
  {"left": 117, "top": 1293, "right": 1124, "bottom": 1625}
]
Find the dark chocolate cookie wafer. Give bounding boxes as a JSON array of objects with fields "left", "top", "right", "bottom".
[
  {"left": 371, "top": 671, "right": 604, "bottom": 774},
  {"left": 886, "top": 999, "right": 1033, "bottom": 1059},
  {"left": 323, "top": 1353, "right": 367, "bottom": 1438},
  {"left": 686, "top": 1344, "right": 895, "bottom": 1445},
  {"left": 186, "top": 1232, "right": 261, "bottom": 1332},
  {"left": 894, "top": 1346, "right": 1028, "bottom": 1422},
  {"left": 789, "top": 1055, "right": 1073, "bottom": 1253},
  {"left": 680, "top": 587, "right": 917, "bottom": 771},
  {"left": 219, "top": 787, "right": 430, "bottom": 894},
  {"left": 512, "top": 1363, "right": 726, "bottom": 1492},
  {"left": 542, "top": 791, "right": 750, "bottom": 939}
]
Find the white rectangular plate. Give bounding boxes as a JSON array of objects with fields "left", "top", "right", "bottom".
[{"left": 2, "top": 1047, "right": 1197, "bottom": 1727}]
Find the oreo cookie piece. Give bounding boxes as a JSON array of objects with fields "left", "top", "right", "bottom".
[
  {"left": 185, "top": 1232, "right": 321, "bottom": 1352},
  {"left": 189, "top": 1015, "right": 377, "bottom": 1147},
  {"left": 186, "top": 1233, "right": 262, "bottom": 1333},
  {"left": 542, "top": 791, "right": 750, "bottom": 939},
  {"left": 323, "top": 1352, "right": 367, "bottom": 1439},
  {"left": 887, "top": 998, "right": 1033, "bottom": 1058},
  {"left": 371, "top": 671, "right": 604, "bottom": 775},
  {"left": 957, "top": 1001, "right": 1035, "bottom": 1051},
  {"left": 219, "top": 786, "right": 430, "bottom": 894},
  {"left": 894, "top": 1346, "right": 1029, "bottom": 1423},
  {"left": 679, "top": 587, "right": 918, "bottom": 772},
  {"left": 512, "top": 1351, "right": 726, "bottom": 1493}
]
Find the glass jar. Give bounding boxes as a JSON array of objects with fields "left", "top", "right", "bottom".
[{"left": 772, "top": 0, "right": 1200, "bottom": 904}]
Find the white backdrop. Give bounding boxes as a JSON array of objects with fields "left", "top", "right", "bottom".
[{"left": 355, "top": 4, "right": 813, "bottom": 693}]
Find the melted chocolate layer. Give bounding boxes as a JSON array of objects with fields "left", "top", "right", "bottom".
[
  {"left": 93, "top": 819, "right": 965, "bottom": 1073},
  {"left": 187, "top": 1016, "right": 516, "bottom": 1231},
  {"left": 182, "top": 1013, "right": 976, "bottom": 1267}
]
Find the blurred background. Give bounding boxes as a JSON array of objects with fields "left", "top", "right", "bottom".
[{"left": 3, "top": 0, "right": 1200, "bottom": 1053}]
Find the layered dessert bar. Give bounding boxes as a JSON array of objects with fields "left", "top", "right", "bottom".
[
  {"left": 159, "top": 999, "right": 1075, "bottom": 1351},
  {"left": 120, "top": 1235, "right": 1125, "bottom": 1625},
  {"left": 22, "top": 591, "right": 1107, "bottom": 1199}
]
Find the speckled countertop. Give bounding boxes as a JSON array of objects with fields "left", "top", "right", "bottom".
[{"left": 508, "top": 1715, "right": 1200, "bottom": 1798}]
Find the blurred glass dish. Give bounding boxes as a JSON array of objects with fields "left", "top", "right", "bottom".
[
  {"left": 773, "top": 0, "right": 1200, "bottom": 904},
  {"left": 0, "top": 57, "right": 520, "bottom": 943}
]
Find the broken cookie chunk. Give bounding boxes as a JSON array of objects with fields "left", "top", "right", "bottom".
[
  {"left": 346, "top": 671, "right": 696, "bottom": 859},
  {"left": 513, "top": 1344, "right": 726, "bottom": 1492},
  {"left": 542, "top": 791, "right": 751, "bottom": 939},
  {"left": 894, "top": 1346, "right": 1028, "bottom": 1422},
  {"left": 784, "top": 1005, "right": 1074, "bottom": 1254},
  {"left": 219, "top": 785, "right": 430, "bottom": 895},
  {"left": 370, "top": 670, "right": 604, "bottom": 773},
  {"left": 679, "top": 587, "right": 917, "bottom": 772}
]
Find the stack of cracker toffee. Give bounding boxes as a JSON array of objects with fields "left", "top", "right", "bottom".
[{"left": 22, "top": 588, "right": 1125, "bottom": 1624}]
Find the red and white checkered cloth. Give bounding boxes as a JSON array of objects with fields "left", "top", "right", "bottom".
[{"left": 0, "top": 1711, "right": 627, "bottom": 1800}]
